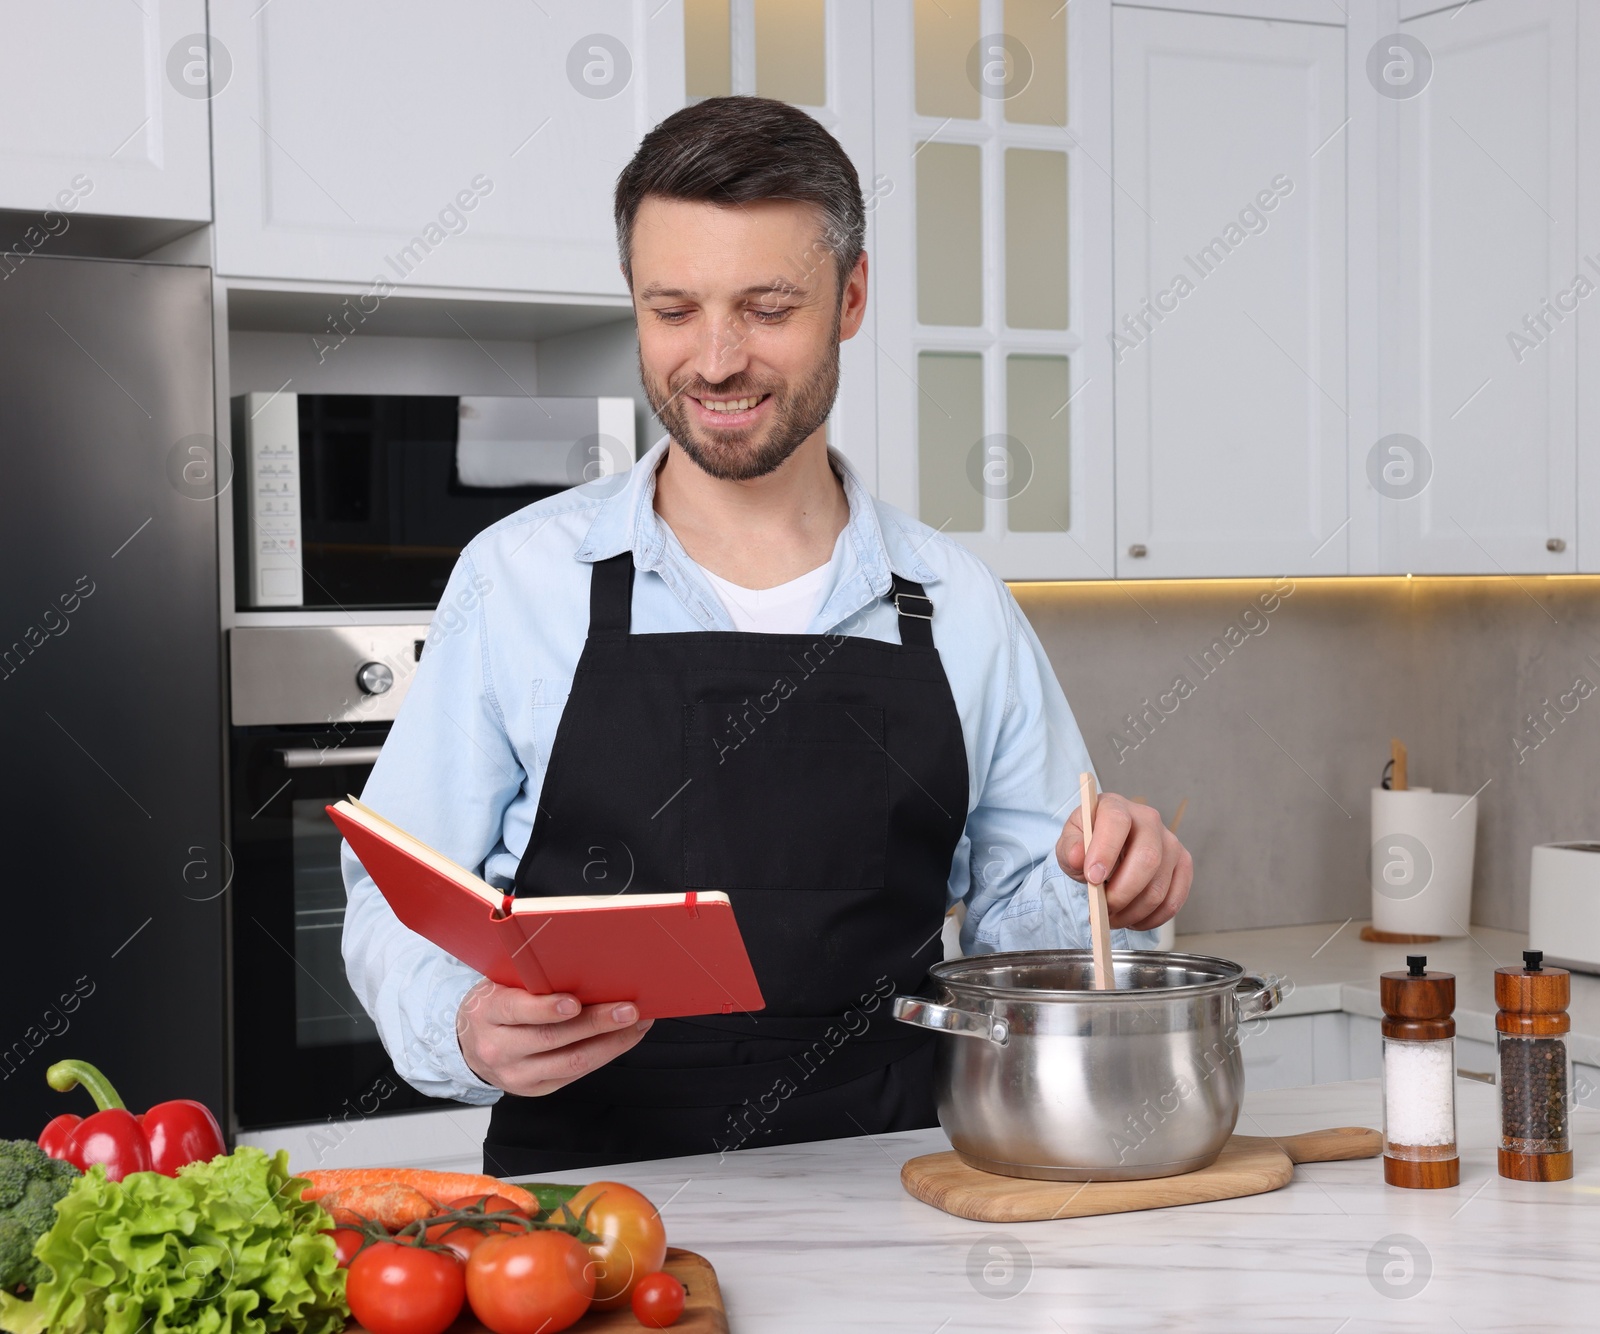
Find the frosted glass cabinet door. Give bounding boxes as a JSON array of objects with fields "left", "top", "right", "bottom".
[
  {"left": 1112, "top": 6, "right": 1348, "bottom": 578},
  {"left": 1384, "top": 0, "right": 1578, "bottom": 573},
  {"left": 210, "top": 0, "right": 685, "bottom": 293},
  {"left": 0, "top": 0, "right": 211, "bottom": 221},
  {"left": 873, "top": 0, "right": 1114, "bottom": 581}
]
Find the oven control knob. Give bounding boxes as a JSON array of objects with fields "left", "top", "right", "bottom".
[{"left": 356, "top": 662, "right": 394, "bottom": 696}]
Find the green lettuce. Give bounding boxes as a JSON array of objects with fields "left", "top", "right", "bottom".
[{"left": 0, "top": 1148, "right": 347, "bottom": 1334}]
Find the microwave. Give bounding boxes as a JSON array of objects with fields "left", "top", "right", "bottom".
[{"left": 231, "top": 393, "right": 636, "bottom": 610}]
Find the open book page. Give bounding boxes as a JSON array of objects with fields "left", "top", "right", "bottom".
[
  {"left": 341, "top": 796, "right": 728, "bottom": 913},
  {"left": 341, "top": 796, "right": 500, "bottom": 905}
]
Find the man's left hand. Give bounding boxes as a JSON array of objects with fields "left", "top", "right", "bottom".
[{"left": 1055, "top": 793, "right": 1192, "bottom": 930}]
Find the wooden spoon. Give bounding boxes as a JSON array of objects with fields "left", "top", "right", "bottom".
[{"left": 1078, "top": 772, "right": 1115, "bottom": 990}]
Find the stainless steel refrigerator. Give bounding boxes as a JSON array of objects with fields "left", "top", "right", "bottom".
[{"left": 0, "top": 254, "right": 226, "bottom": 1139}]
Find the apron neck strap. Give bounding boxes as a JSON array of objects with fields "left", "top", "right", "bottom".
[
  {"left": 591, "top": 552, "right": 935, "bottom": 646},
  {"left": 889, "top": 575, "right": 935, "bottom": 647},
  {"left": 589, "top": 552, "right": 636, "bottom": 633}
]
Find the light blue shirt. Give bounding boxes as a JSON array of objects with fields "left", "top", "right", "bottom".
[{"left": 342, "top": 435, "right": 1156, "bottom": 1105}]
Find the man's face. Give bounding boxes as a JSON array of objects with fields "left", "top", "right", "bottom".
[{"left": 628, "top": 196, "right": 866, "bottom": 482}]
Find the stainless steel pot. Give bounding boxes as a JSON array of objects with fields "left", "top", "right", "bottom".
[{"left": 894, "top": 950, "right": 1283, "bottom": 1181}]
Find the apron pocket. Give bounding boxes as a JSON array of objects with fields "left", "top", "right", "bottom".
[{"left": 683, "top": 700, "right": 888, "bottom": 890}]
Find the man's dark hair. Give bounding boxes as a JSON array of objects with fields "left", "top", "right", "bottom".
[{"left": 614, "top": 95, "right": 865, "bottom": 303}]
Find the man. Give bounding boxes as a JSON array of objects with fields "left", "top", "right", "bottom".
[{"left": 342, "top": 95, "right": 1192, "bottom": 1175}]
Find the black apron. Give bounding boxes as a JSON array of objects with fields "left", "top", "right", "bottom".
[{"left": 483, "top": 551, "right": 969, "bottom": 1175}]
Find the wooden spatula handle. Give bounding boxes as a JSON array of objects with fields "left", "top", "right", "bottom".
[
  {"left": 1078, "top": 772, "right": 1115, "bottom": 990},
  {"left": 1276, "top": 1126, "right": 1382, "bottom": 1163}
]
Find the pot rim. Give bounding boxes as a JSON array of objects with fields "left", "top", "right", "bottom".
[{"left": 927, "top": 948, "right": 1252, "bottom": 1002}]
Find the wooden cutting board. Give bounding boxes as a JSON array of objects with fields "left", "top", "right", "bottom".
[
  {"left": 349, "top": 1248, "right": 726, "bottom": 1334},
  {"left": 902, "top": 1126, "right": 1381, "bottom": 1223}
]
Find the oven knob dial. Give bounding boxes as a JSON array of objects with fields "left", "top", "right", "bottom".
[{"left": 356, "top": 662, "right": 394, "bottom": 696}]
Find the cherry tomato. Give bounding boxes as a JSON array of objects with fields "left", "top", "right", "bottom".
[
  {"left": 631, "top": 1272, "right": 686, "bottom": 1328},
  {"left": 345, "top": 1242, "right": 465, "bottom": 1334},
  {"left": 465, "top": 1231, "right": 594, "bottom": 1334},
  {"left": 562, "top": 1182, "right": 668, "bottom": 1311},
  {"left": 426, "top": 1195, "right": 527, "bottom": 1261},
  {"left": 326, "top": 1226, "right": 368, "bottom": 1268}
]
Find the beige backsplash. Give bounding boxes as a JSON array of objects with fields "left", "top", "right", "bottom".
[{"left": 1011, "top": 576, "right": 1600, "bottom": 935}]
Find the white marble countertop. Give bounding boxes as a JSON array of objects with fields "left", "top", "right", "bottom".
[
  {"left": 537, "top": 1077, "right": 1598, "bottom": 1332},
  {"left": 1175, "top": 920, "right": 1600, "bottom": 1068}
]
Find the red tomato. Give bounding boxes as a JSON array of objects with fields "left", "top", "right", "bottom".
[
  {"left": 345, "top": 1241, "right": 465, "bottom": 1334},
  {"left": 326, "top": 1227, "right": 368, "bottom": 1268},
  {"left": 631, "top": 1272, "right": 686, "bottom": 1328},
  {"left": 445, "top": 1194, "right": 529, "bottom": 1216},
  {"left": 464, "top": 1231, "right": 594, "bottom": 1334},
  {"left": 426, "top": 1194, "right": 526, "bottom": 1261},
  {"left": 562, "top": 1182, "right": 668, "bottom": 1310}
]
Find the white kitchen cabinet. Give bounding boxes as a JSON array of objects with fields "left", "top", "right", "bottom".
[
  {"left": 209, "top": 1, "right": 685, "bottom": 295},
  {"left": 0, "top": 0, "right": 210, "bottom": 222},
  {"left": 1239, "top": 1013, "right": 1318, "bottom": 1091},
  {"left": 1244, "top": 1012, "right": 1369, "bottom": 1091},
  {"left": 1348, "top": 1013, "right": 1382, "bottom": 1081},
  {"left": 1112, "top": 6, "right": 1348, "bottom": 578},
  {"left": 1380, "top": 0, "right": 1578, "bottom": 573},
  {"left": 1575, "top": 4, "right": 1600, "bottom": 572},
  {"left": 870, "top": 0, "right": 1116, "bottom": 580}
]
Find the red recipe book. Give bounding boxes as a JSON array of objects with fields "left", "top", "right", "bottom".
[{"left": 327, "top": 797, "right": 764, "bottom": 1019}]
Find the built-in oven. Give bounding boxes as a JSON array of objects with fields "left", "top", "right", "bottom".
[
  {"left": 224, "top": 392, "right": 636, "bottom": 1128},
  {"left": 230, "top": 393, "right": 635, "bottom": 611},
  {"left": 228, "top": 625, "right": 443, "bottom": 1130}
]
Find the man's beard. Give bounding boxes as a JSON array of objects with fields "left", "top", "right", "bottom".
[{"left": 639, "top": 308, "right": 843, "bottom": 482}]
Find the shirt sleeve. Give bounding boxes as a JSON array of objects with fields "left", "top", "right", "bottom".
[
  {"left": 958, "top": 581, "right": 1160, "bottom": 956},
  {"left": 340, "top": 549, "right": 523, "bottom": 1105}
]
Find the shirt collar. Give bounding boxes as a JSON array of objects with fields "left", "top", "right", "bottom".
[{"left": 572, "top": 433, "right": 939, "bottom": 596}]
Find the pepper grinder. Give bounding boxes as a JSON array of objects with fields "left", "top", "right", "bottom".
[
  {"left": 1496, "top": 949, "right": 1573, "bottom": 1181},
  {"left": 1380, "top": 955, "right": 1460, "bottom": 1188}
]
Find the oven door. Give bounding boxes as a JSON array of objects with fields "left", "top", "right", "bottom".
[{"left": 230, "top": 722, "right": 453, "bottom": 1129}]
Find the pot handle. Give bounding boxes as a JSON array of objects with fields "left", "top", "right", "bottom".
[
  {"left": 892, "top": 996, "right": 1009, "bottom": 1045},
  {"left": 1236, "top": 973, "right": 1284, "bottom": 1021}
]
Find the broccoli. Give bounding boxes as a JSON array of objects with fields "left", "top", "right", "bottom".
[{"left": 0, "top": 1140, "right": 80, "bottom": 1294}]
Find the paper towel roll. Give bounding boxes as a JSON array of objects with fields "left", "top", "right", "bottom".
[{"left": 1370, "top": 787, "right": 1479, "bottom": 936}]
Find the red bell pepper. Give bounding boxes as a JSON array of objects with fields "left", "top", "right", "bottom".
[{"left": 39, "top": 1059, "right": 226, "bottom": 1181}]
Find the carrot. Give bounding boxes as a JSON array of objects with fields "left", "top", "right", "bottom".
[
  {"left": 319, "top": 1183, "right": 437, "bottom": 1230},
  {"left": 298, "top": 1167, "right": 538, "bottom": 1217}
]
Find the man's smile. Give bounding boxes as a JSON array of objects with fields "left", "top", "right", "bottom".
[{"left": 689, "top": 392, "right": 773, "bottom": 426}]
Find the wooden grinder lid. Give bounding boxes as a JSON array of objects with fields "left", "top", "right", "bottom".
[
  {"left": 1381, "top": 955, "right": 1455, "bottom": 1041},
  {"left": 1495, "top": 950, "right": 1569, "bottom": 1036}
]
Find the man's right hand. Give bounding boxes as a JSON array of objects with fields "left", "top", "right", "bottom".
[{"left": 455, "top": 980, "right": 654, "bottom": 1097}]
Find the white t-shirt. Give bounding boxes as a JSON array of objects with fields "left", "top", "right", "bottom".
[{"left": 695, "top": 557, "right": 834, "bottom": 634}]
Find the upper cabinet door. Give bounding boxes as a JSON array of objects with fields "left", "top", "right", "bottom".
[
  {"left": 0, "top": 0, "right": 210, "bottom": 220},
  {"left": 871, "top": 0, "right": 1116, "bottom": 581},
  {"left": 1382, "top": 0, "right": 1577, "bottom": 573},
  {"left": 1113, "top": 7, "right": 1347, "bottom": 578},
  {"left": 209, "top": 1, "right": 685, "bottom": 293},
  {"left": 1580, "top": 3, "right": 1600, "bottom": 572}
]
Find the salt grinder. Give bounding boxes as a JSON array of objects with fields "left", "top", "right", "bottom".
[
  {"left": 1380, "top": 955, "right": 1459, "bottom": 1188},
  {"left": 1496, "top": 949, "right": 1573, "bottom": 1181}
]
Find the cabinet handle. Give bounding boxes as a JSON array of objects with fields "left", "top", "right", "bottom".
[
  {"left": 1547, "top": 537, "right": 1567, "bottom": 553},
  {"left": 1128, "top": 543, "right": 1148, "bottom": 558}
]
